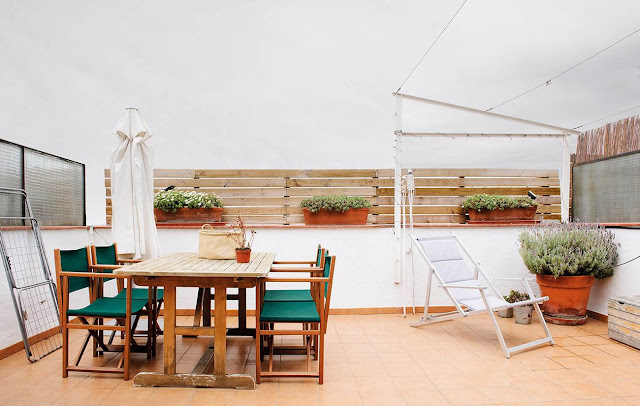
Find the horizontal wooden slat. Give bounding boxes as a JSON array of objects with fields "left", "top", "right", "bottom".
[
  {"left": 285, "top": 177, "right": 558, "bottom": 188},
  {"left": 106, "top": 168, "right": 559, "bottom": 179},
  {"left": 286, "top": 187, "right": 377, "bottom": 197},
  {"left": 370, "top": 206, "right": 464, "bottom": 215},
  {"left": 375, "top": 168, "right": 558, "bottom": 178},
  {"left": 377, "top": 187, "right": 560, "bottom": 197}
]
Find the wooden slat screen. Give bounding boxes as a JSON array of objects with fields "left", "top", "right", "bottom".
[{"left": 104, "top": 168, "right": 561, "bottom": 225}]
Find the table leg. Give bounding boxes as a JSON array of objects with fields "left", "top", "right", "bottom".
[
  {"left": 214, "top": 287, "right": 227, "bottom": 377},
  {"left": 227, "top": 288, "right": 255, "bottom": 337},
  {"left": 163, "top": 286, "right": 176, "bottom": 375}
]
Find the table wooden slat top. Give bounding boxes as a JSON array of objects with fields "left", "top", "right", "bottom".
[{"left": 114, "top": 252, "right": 275, "bottom": 278}]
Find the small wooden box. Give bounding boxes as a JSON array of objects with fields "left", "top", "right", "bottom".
[{"left": 608, "top": 295, "right": 640, "bottom": 350}]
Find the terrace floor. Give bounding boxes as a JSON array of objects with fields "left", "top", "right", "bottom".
[{"left": 1, "top": 313, "right": 640, "bottom": 406}]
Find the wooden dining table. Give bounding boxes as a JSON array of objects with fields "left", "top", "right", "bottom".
[{"left": 114, "top": 251, "right": 275, "bottom": 389}]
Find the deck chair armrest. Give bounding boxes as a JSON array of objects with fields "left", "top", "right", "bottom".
[
  {"left": 117, "top": 258, "right": 142, "bottom": 264},
  {"left": 263, "top": 277, "right": 330, "bottom": 283},
  {"left": 90, "top": 264, "right": 123, "bottom": 271},
  {"left": 438, "top": 283, "right": 487, "bottom": 290},
  {"left": 59, "top": 272, "right": 131, "bottom": 279},
  {"left": 272, "top": 261, "right": 316, "bottom": 265},
  {"left": 505, "top": 296, "right": 549, "bottom": 308}
]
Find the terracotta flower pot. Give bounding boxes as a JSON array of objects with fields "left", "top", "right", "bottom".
[
  {"left": 236, "top": 248, "right": 251, "bottom": 263},
  {"left": 536, "top": 274, "right": 595, "bottom": 325},
  {"left": 302, "top": 208, "right": 369, "bottom": 225},
  {"left": 467, "top": 206, "right": 537, "bottom": 222},
  {"left": 154, "top": 207, "right": 223, "bottom": 223}
]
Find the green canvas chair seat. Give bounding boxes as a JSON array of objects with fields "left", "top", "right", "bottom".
[
  {"left": 114, "top": 287, "right": 164, "bottom": 301},
  {"left": 260, "top": 301, "right": 320, "bottom": 323},
  {"left": 263, "top": 289, "right": 313, "bottom": 302},
  {"left": 67, "top": 298, "right": 148, "bottom": 318}
]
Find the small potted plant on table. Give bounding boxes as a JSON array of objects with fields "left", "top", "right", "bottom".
[
  {"left": 154, "top": 189, "right": 224, "bottom": 223},
  {"left": 300, "top": 195, "right": 372, "bottom": 225},
  {"left": 228, "top": 217, "right": 256, "bottom": 263},
  {"left": 518, "top": 222, "right": 619, "bottom": 325},
  {"left": 462, "top": 194, "right": 538, "bottom": 223}
]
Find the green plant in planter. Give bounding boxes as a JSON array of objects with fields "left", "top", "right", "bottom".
[
  {"left": 504, "top": 290, "right": 530, "bottom": 303},
  {"left": 300, "top": 195, "right": 372, "bottom": 213},
  {"left": 462, "top": 194, "right": 537, "bottom": 212},
  {"left": 154, "top": 190, "right": 224, "bottom": 212},
  {"left": 518, "top": 222, "right": 619, "bottom": 279}
]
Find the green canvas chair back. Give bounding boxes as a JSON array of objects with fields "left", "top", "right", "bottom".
[
  {"left": 315, "top": 245, "right": 323, "bottom": 267},
  {"left": 323, "top": 255, "right": 332, "bottom": 296},
  {"left": 94, "top": 244, "right": 118, "bottom": 282},
  {"left": 59, "top": 247, "right": 91, "bottom": 293}
]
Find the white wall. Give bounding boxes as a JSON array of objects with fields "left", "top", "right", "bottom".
[{"left": 2, "top": 226, "right": 638, "bottom": 350}]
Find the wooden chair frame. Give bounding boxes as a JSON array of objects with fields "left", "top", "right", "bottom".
[
  {"left": 256, "top": 256, "right": 336, "bottom": 384},
  {"left": 90, "top": 243, "right": 163, "bottom": 354},
  {"left": 268, "top": 247, "right": 327, "bottom": 355},
  {"left": 55, "top": 247, "right": 145, "bottom": 380}
]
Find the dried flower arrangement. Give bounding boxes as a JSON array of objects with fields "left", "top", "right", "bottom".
[{"left": 228, "top": 217, "right": 256, "bottom": 250}]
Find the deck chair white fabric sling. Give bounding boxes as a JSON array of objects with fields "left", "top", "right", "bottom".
[{"left": 410, "top": 232, "right": 554, "bottom": 358}]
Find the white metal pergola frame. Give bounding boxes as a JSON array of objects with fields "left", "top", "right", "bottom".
[{"left": 392, "top": 92, "right": 581, "bottom": 287}]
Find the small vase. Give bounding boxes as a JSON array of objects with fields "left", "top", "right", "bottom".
[
  {"left": 235, "top": 248, "right": 251, "bottom": 263},
  {"left": 497, "top": 308, "right": 513, "bottom": 318}
]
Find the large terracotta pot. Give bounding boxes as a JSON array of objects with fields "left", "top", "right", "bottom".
[
  {"left": 536, "top": 274, "right": 595, "bottom": 325},
  {"left": 468, "top": 206, "right": 537, "bottom": 222},
  {"left": 154, "top": 207, "right": 223, "bottom": 223},
  {"left": 302, "top": 208, "right": 369, "bottom": 225}
]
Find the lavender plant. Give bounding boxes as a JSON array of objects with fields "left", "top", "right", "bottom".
[{"left": 518, "top": 222, "right": 619, "bottom": 279}]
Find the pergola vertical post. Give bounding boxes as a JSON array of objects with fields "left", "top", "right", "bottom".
[
  {"left": 394, "top": 95, "right": 403, "bottom": 284},
  {"left": 561, "top": 135, "right": 571, "bottom": 222}
]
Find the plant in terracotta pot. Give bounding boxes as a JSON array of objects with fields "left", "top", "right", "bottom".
[
  {"left": 228, "top": 217, "right": 256, "bottom": 263},
  {"left": 153, "top": 189, "right": 224, "bottom": 223},
  {"left": 300, "top": 195, "right": 372, "bottom": 225},
  {"left": 462, "top": 194, "right": 538, "bottom": 223},
  {"left": 504, "top": 290, "right": 533, "bottom": 325},
  {"left": 518, "top": 222, "right": 619, "bottom": 325}
]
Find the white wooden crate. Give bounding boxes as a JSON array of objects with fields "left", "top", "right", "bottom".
[{"left": 609, "top": 295, "right": 640, "bottom": 350}]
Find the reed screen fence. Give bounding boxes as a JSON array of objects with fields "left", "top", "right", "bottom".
[
  {"left": 576, "top": 115, "right": 640, "bottom": 164},
  {"left": 104, "top": 169, "right": 561, "bottom": 225}
]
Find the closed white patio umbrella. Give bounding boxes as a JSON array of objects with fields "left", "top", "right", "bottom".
[{"left": 110, "top": 108, "right": 160, "bottom": 260}]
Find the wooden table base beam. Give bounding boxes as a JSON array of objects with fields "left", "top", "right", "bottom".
[{"left": 133, "top": 372, "right": 255, "bottom": 389}]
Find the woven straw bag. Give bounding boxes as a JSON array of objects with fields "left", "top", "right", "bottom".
[{"left": 198, "top": 224, "right": 240, "bottom": 259}]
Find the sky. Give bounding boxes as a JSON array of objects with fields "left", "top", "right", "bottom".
[{"left": 1, "top": 0, "right": 639, "bottom": 223}]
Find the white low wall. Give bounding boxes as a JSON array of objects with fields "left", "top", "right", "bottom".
[{"left": 1, "top": 226, "right": 638, "bottom": 350}]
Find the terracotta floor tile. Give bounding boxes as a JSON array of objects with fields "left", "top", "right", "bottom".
[
  {"left": 140, "top": 388, "right": 195, "bottom": 406},
  {"left": 479, "top": 386, "right": 533, "bottom": 404},
  {"left": 440, "top": 388, "right": 493, "bottom": 406},
  {"left": 519, "top": 383, "right": 575, "bottom": 402},
  {"left": 318, "top": 390, "right": 363, "bottom": 406},
  {"left": 599, "top": 380, "right": 640, "bottom": 397},
  {"left": 401, "top": 389, "right": 449, "bottom": 406}
]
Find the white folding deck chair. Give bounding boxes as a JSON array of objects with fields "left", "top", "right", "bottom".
[{"left": 410, "top": 232, "right": 554, "bottom": 358}]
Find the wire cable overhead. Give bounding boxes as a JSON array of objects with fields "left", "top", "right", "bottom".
[
  {"left": 486, "top": 26, "right": 640, "bottom": 112},
  {"left": 573, "top": 103, "right": 640, "bottom": 130},
  {"left": 396, "top": 0, "right": 468, "bottom": 93}
]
